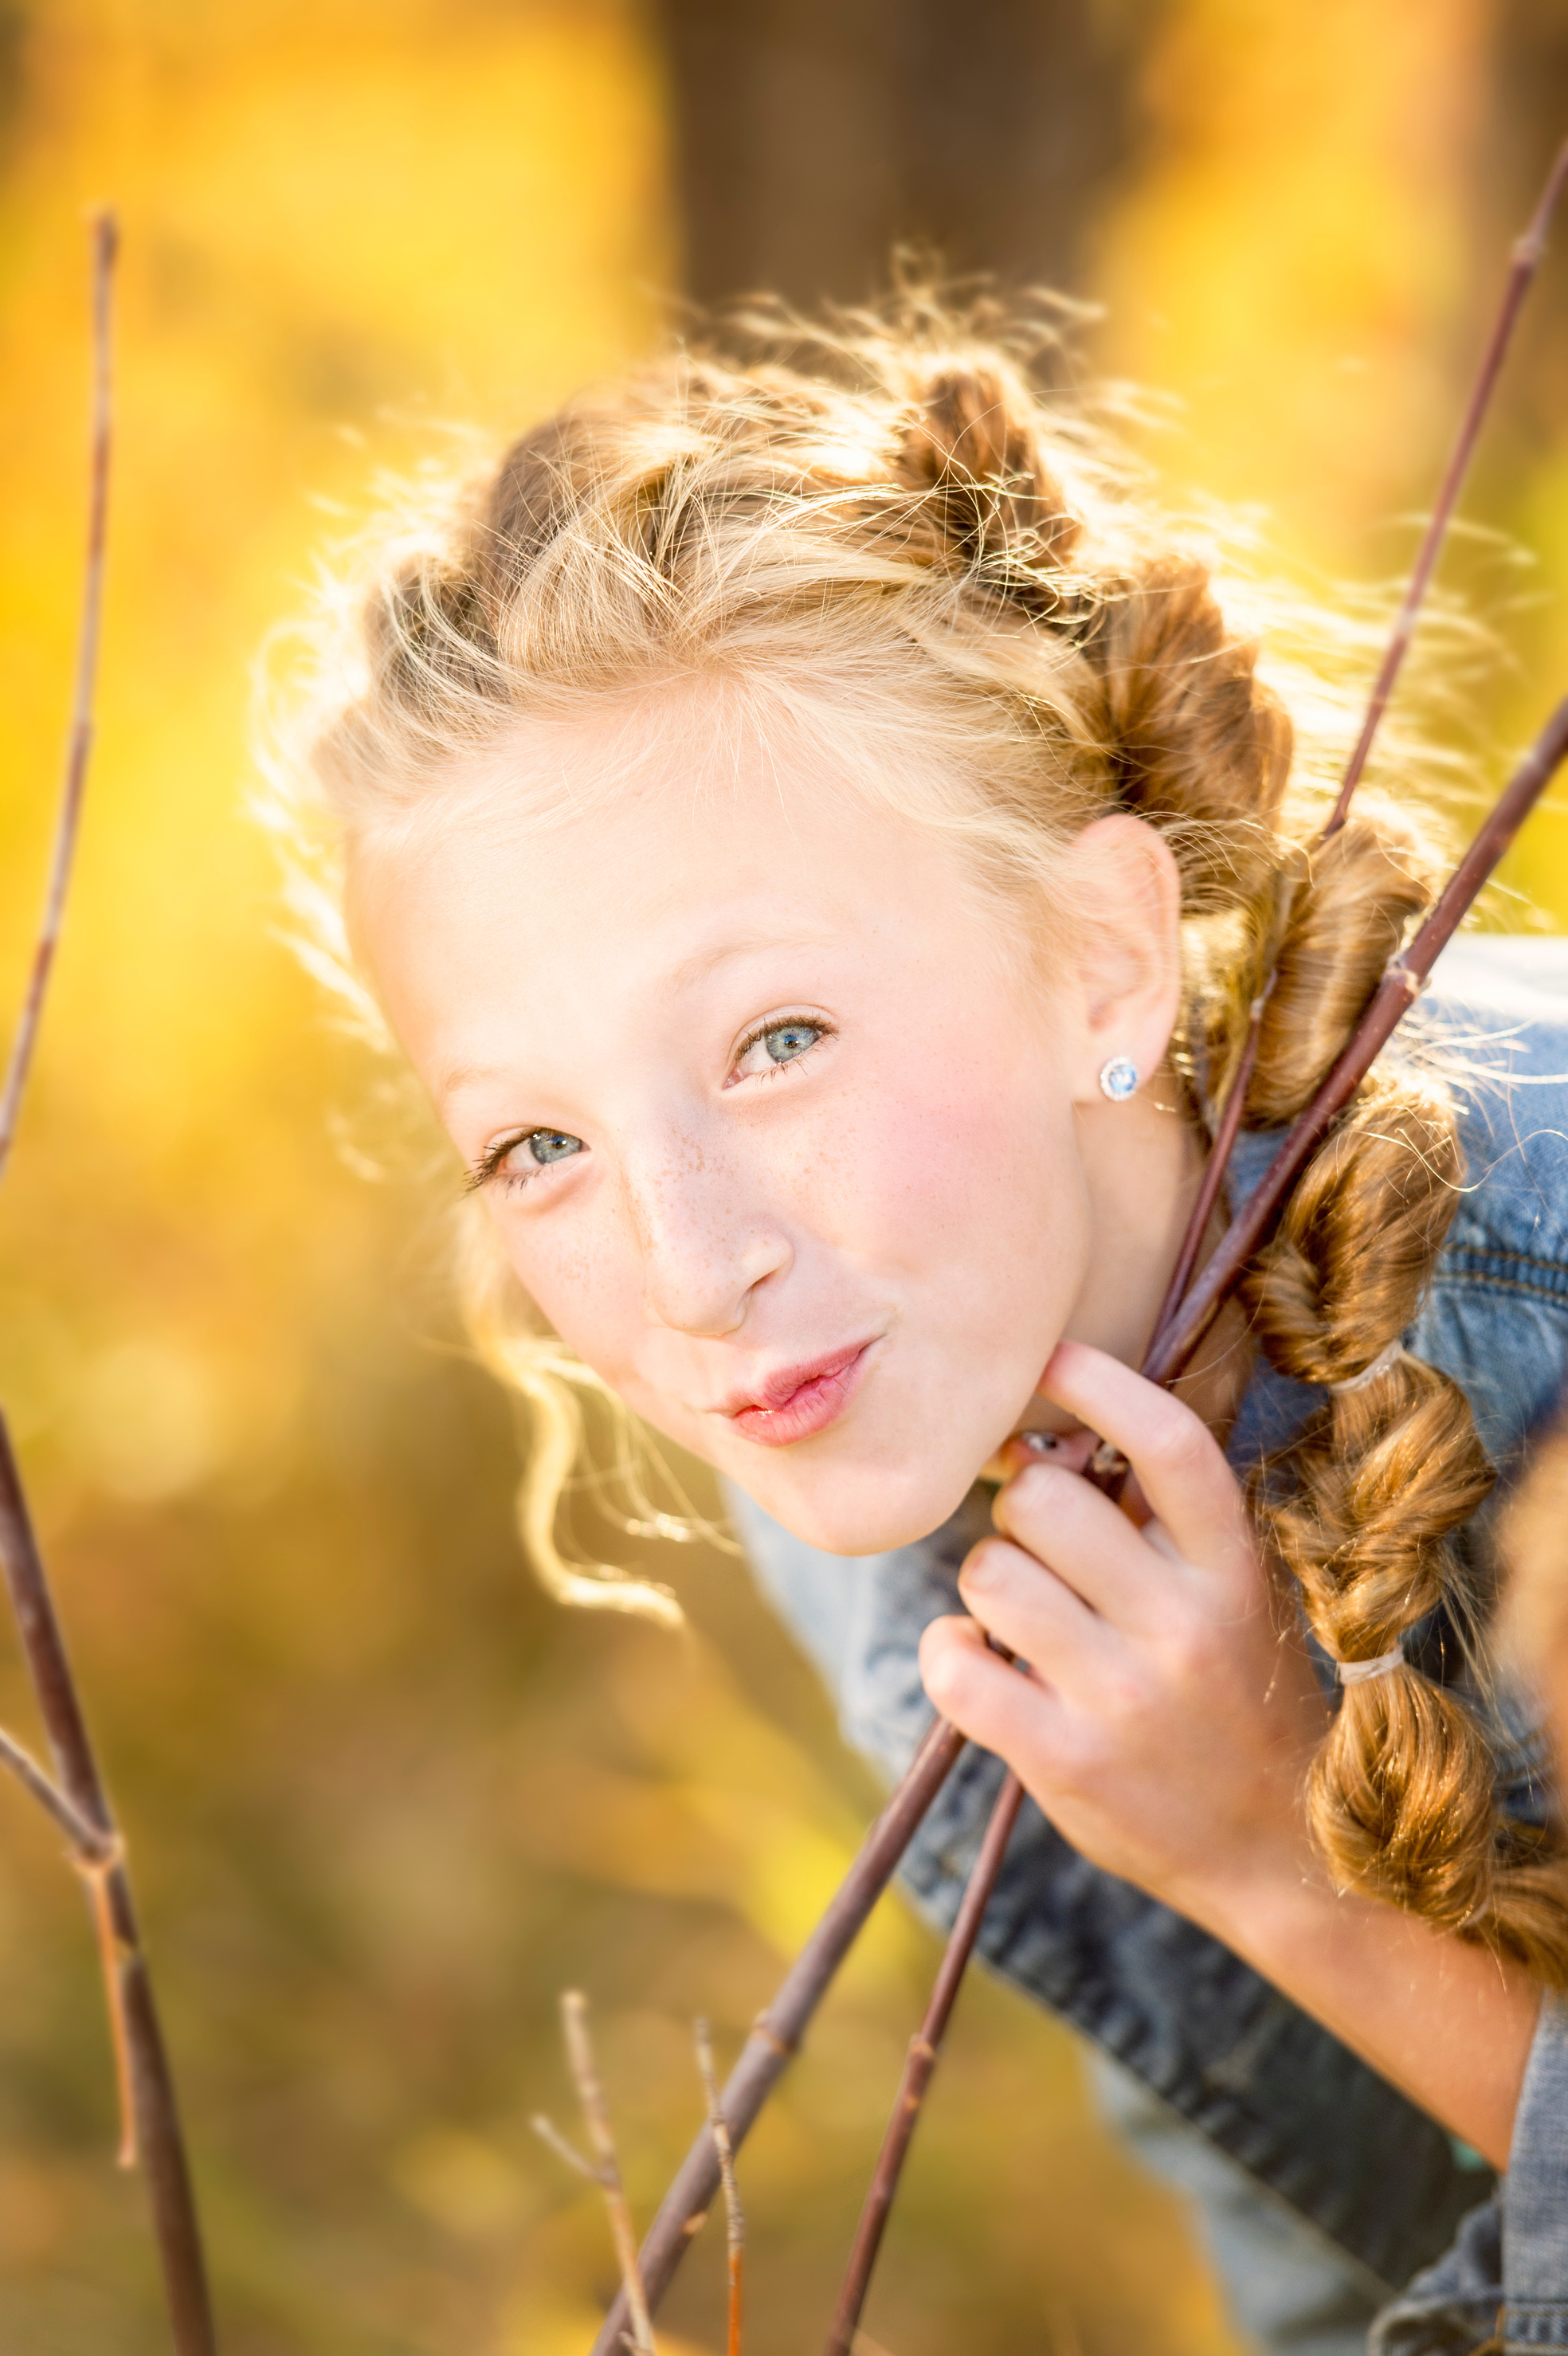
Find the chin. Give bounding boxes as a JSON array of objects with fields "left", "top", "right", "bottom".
[{"left": 733, "top": 1451, "right": 983, "bottom": 1559}]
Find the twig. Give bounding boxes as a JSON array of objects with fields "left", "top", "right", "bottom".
[
  {"left": 0, "top": 1719, "right": 119, "bottom": 1864},
  {"left": 1151, "top": 990, "right": 1266, "bottom": 1343},
  {"left": 559, "top": 1990, "right": 657, "bottom": 2354},
  {"left": 0, "top": 212, "right": 216, "bottom": 2353},
  {"left": 1323, "top": 136, "right": 1568, "bottom": 837},
  {"left": 589, "top": 1715, "right": 966, "bottom": 2356},
  {"left": 696, "top": 2019, "right": 743, "bottom": 2356},
  {"left": 0, "top": 1417, "right": 216, "bottom": 2348},
  {"left": 1147, "top": 694, "right": 1568, "bottom": 1385},
  {"left": 824, "top": 1770, "right": 1025, "bottom": 2356},
  {"left": 0, "top": 1723, "right": 138, "bottom": 2151},
  {"left": 1151, "top": 136, "right": 1568, "bottom": 1358},
  {"left": 0, "top": 209, "right": 117, "bottom": 1186},
  {"left": 530, "top": 2109, "right": 598, "bottom": 2181}
]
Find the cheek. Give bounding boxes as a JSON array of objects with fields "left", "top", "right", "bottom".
[
  {"left": 792, "top": 1042, "right": 1082, "bottom": 1278},
  {"left": 485, "top": 1200, "right": 644, "bottom": 1382}
]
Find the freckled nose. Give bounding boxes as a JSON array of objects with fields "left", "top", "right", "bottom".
[{"left": 629, "top": 1158, "right": 792, "bottom": 1338}]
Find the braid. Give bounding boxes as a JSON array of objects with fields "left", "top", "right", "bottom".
[
  {"left": 1230, "top": 801, "right": 1568, "bottom": 1977},
  {"left": 1243, "top": 1087, "right": 1504, "bottom": 1927},
  {"left": 1243, "top": 1071, "right": 1568, "bottom": 1974},
  {"left": 895, "top": 355, "right": 1084, "bottom": 578}
]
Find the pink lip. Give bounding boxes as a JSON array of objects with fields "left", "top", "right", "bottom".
[{"left": 720, "top": 1340, "right": 876, "bottom": 1448}]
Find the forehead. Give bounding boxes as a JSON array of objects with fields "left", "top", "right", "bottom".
[
  {"left": 349, "top": 681, "right": 1010, "bottom": 1082},
  {"left": 359, "top": 680, "right": 991, "bottom": 955}
]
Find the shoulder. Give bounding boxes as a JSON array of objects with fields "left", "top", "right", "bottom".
[
  {"left": 1231, "top": 938, "right": 1568, "bottom": 1475},
  {"left": 1409, "top": 936, "right": 1568, "bottom": 1470},
  {"left": 1426, "top": 935, "right": 1568, "bottom": 1262}
]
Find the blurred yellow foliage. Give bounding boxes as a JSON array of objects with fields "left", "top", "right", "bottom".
[
  {"left": 0, "top": 2, "right": 1562, "bottom": 2353},
  {"left": 1096, "top": 0, "right": 1568, "bottom": 917}
]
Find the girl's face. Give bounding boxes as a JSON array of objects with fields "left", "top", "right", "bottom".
[{"left": 355, "top": 692, "right": 1186, "bottom": 1554}]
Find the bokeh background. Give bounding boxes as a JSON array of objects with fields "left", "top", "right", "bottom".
[{"left": 0, "top": 5, "right": 1564, "bottom": 2351}]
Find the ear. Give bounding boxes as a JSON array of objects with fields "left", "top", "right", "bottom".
[{"left": 1053, "top": 813, "right": 1182, "bottom": 1105}]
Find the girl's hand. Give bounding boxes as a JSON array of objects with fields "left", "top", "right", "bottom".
[{"left": 919, "top": 1340, "right": 1327, "bottom": 1931}]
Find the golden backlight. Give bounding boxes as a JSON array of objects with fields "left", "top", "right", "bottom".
[{"left": 0, "top": 5, "right": 1560, "bottom": 2350}]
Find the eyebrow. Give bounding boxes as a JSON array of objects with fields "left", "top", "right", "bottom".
[
  {"left": 436, "top": 1060, "right": 513, "bottom": 1107},
  {"left": 433, "top": 928, "right": 837, "bottom": 1107},
  {"left": 665, "top": 927, "right": 836, "bottom": 992}
]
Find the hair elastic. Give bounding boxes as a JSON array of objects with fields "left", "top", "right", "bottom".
[
  {"left": 1335, "top": 1645, "right": 1405, "bottom": 1687},
  {"left": 1327, "top": 1339, "right": 1411, "bottom": 1396}
]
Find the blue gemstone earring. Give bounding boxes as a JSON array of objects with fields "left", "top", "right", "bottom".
[{"left": 1098, "top": 1055, "right": 1139, "bottom": 1103}]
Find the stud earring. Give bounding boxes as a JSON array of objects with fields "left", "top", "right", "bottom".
[{"left": 1098, "top": 1055, "right": 1139, "bottom": 1103}]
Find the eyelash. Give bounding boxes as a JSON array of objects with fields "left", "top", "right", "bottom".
[
  {"left": 729, "top": 1013, "right": 836, "bottom": 1080},
  {"left": 466, "top": 1133, "right": 553, "bottom": 1194},
  {"left": 468, "top": 1014, "right": 836, "bottom": 1196}
]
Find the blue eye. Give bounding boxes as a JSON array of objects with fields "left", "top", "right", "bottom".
[
  {"left": 732, "top": 1016, "right": 832, "bottom": 1084},
  {"left": 763, "top": 1023, "right": 818, "bottom": 1064},
  {"left": 527, "top": 1129, "right": 582, "bottom": 1165}
]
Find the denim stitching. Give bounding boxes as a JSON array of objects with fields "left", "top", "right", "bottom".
[
  {"left": 1436, "top": 1252, "right": 1568, "bottom": 1305},
  {"left": 1503, "top": 2299, "right": 1568, "bottom": 2350}
]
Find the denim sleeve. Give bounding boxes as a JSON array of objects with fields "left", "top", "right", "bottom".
[
  {"left": 1370, "top": 1993, "right": 1568, "bottom": 2355},
  {"left": 1502, "top": 1991, "right": 1568, "bottom": 2351}
]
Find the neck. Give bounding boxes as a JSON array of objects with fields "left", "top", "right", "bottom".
[{"left": 1055, "top": 1068, "right": 1254, "bottom": 1441}]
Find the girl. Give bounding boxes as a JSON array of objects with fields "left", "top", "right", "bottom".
[{"left": 280, "top": 303, "right": 1568, "bottom": 2356}]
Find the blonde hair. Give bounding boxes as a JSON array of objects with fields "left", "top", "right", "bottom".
[{"left": 277, "top": 292, "right": 1568, "bottom": 1979}]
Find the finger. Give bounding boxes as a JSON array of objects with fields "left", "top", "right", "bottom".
[
  {"left": 919, "top": 1614, "right": 1067, "bottom": 1774},
  {"left": 957, "top": 1532, "right": 1114, "bottom": 1674},
  {"left": 990, "top": 1460, "right": 1173, "bottom": 1628},
  {"left": 994, "top": 1427, "right": 1100, "bottom": 1481},
  {"left": 1039, "top": 1340, "right": 1252, "bottom": 1582}
]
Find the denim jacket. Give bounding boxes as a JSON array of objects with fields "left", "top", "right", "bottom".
[{"left": 728, "top": 937, "right": 1568, "bottom": 2356}]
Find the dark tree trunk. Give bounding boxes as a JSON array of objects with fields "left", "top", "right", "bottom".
[
  {"left": 1479, "top": 0, "right": 1568, "bottom": 461},
  {"left": 653, "top": 0, "right": 1155, "bottom": 310},
  {"left": 1462, "top": 1, "right": 1568, "bottom": 745}
]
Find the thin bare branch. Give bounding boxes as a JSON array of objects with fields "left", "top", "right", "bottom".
[
  {"left": 1151, "top": 139, "right": 1568, "bottom": 1358},
  {"left": 1324, "top": 136, "right": 1568, "bottom": 836},
  {"left": 0, "top": 1731, "right": 133, "bottom": 2159},
  {"left": 1151, "top": 998, "right": 1264, "bottom": 1345},
  {"left": 0, "top": 1414, "right": 216, "bottom": 2353},
  {"left": 0, "top": 1720, "right": 118, "bottom": 1864},
  {"left": 80, "top": 1853, "right": 138, "bottom": 2170},
  {"left": 696, "top": 2019, "right": 744, "bottom": 2356},
  {"left": 824, "top": 1771, "right": 1025, "bottom": 2356},
  {"left": 0, "top": 210, "right": 117, "bottom": 1185},
  {"left": 531, "top": 2111, "right": 598, "bottom": 2181},
  {"left": 562, "top": 1990, "right": 657, "bottom": 2355},
  {"left": 1149, "top": 694, "right": 1568, "bottom": 1385},
  {"left": 0, "top": 213, "right": 214, "bottom": 2347},
  {"left": 590, "top": 1715, "right": 966, "bottom": 2356}
]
